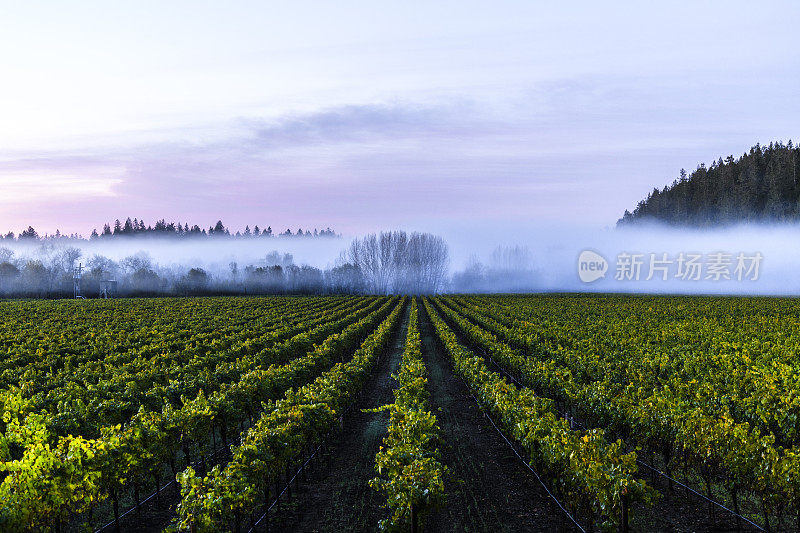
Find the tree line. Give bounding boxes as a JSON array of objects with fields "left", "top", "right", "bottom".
[
  {"left": 0, "top": 231, "right": 452, "bottom": 297},
  {"left": 1, "top": 218, "right": 338, "bottom": 242},
  {"left": 618, "top": 141, "right": 800, "bottom": 226}
]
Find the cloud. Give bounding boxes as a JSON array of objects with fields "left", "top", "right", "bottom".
[
  {"left": 242, "top": 102, "right": 486, "bottom": 147},
  {"left": 0, "top": 69, "right": 797, "bottom": 236},
  {"left": 0, "top": 164, "right": 123, "bottom": 205}
]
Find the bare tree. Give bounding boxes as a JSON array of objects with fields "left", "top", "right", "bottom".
[
  {"left": 122, "top": 252, "right": 153, "bottom": 274},
  {"left": 0, "top": 247, "right": 14, "bottom": 263},
  {"left": 452, "top": 245, "right": 537, "bottom": 293},
  {"left": 407, "top": 232, "right": 449, "bottom": 294},
  {"left": 229, "top": 261, "right": 239, "bottom": 283},
  {"left": 59, "top": 247, "right": 82, "bottom": 272},
  {"left": 490, "top": 245, "right": 532, "bottom": 271},
  {"left": 87, "top": 255, "right": 119, "bottom": 277},
  {"left": 347, "top": 230, "right": 448, "bottom": 294},
  {"left": 325, "top": 263, "right": 365, "bottom": 294}
]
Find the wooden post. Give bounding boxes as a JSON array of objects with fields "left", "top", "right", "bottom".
[
  {"left": 663, "top": 448, "right": 673, "bottom": 492},
  {"left": 620, "top": 490, "right": 629, "bottom": 533},
  {"left": 704, "top": 475, "right": 714, "bottom": 521},
  {"left": 731, "top": 485, "right": 742, "bottom": 533},
  {"left": 169, "top": 456, "right": 179, "bottom": 496},
  {"left": 286, "top": 462, "right": 292, "bottom": 501},
  {"left": 650, "top": 451, "right": 656, "bottom": 486},
  {"left": 155, "top": 473, "right": 162, "bottom": 508},
  {"left": 683, "top": 456, "right": 689, "bottom": 498},
  {"left": 264, "top": 483, "right": 270, "bottom": 532},
  {"left": 112, "top": 491, "right": 121, "bottom": 533}
]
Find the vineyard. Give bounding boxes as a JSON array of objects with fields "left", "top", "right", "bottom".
[{"left": 1, "top": 294, "right": 799, "bottom": 532}]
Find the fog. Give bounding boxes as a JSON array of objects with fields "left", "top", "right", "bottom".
[
  {"left": 0, "top": 231, "right": 448, "bottom": 297},
  {"left": 0, "top": 235, "right": 349, "bottom": 297},
  {"left": 2, "top": 235, "right": 345, "bottom": 271},
  {"left": 1, "top": 223, "right": 799, "bottom": 297},
  {"left": 441, "top": 221, "right": 800, "bottom": 295}
]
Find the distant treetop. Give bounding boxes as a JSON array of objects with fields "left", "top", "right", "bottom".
[
  {"left": 619, "top": 141, "right": 799, "bottom": 227},
  {"left": 1, "top": 218, "right": 338, "bottom": 242}
]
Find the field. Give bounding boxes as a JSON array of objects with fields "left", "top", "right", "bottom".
[{"left": 1, "top": 295, "right": 799, "bottom": 532}]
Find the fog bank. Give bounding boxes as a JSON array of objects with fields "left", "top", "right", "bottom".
[
  {"left": 1, "top": 223, "right": 800, "bottom": 296},
  {"left": 441, "top": 222, "right": 800, "bottom": 295}
]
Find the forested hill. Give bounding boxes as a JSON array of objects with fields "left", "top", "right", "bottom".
[{"left": 618, "top": 141, "right": 799, "bottom": 226}]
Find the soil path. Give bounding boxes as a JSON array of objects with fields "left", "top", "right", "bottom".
[
  {"left": 418, "top": 302, "right": 566, "bottom": 533},
  {"left": 270, "top": 301, "right": 411, "bottom": 533}
]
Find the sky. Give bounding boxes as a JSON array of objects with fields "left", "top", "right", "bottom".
[{"left": 0, "top": 1, "right": 798, "bottom": 237}]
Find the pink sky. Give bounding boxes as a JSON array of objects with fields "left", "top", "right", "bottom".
[{"left": 1, "top": 2, "right": 798, "bottom": 237}]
